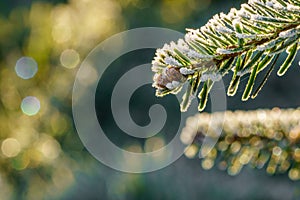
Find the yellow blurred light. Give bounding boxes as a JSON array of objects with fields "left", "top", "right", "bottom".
[
  {"left": 12, "top": 127, "right": 38, "bottom": 148},
  {"left": 207, "top": 148, "right": 217, "bottom": 159},
  {"left": 52, "top": 24, "right": 72, "bottom": 43},
  {"left": 257, "top": 110, "right": 266, "bottom": 121},
  {"left": 200, "top": 145, "right": 212, "bottom": 157},
  {"left": 239, "top": 153, "right": 251, "bottom": 165},
  {"left": 201, "top": 158, "right": 214, "bottom": 170},
  {"left": 289, "top": 168, "right": 300, "bottom": 181},
  {"left": 217, "top": 141, "right": 228, "bottom": 151},
  {"left": 51, "top": 6, "right": 73, "bottom": 43},
  {"left": 274, "top": 132, "right": 283, "bottom": 141},
  {"left": 289, "top": 126, "right": 300, "bottom": 139},
  {"left": 227, "top": 165, "right": 241, "bottom": 176},
  {"left": 294, "top": 148, "right": 300, "bottom": 161},
  {"left": 27, "top": 149, "right": 43, "bottom": 167},
  {"left": 266, "top": 165, "right": 276, "bottom": 174},
  {"left": 279, "top": 161, "right": 290, "bottom": 172},
  {"left": 60, "top": 49, "right": 80, "bottom": 69},
  {"left": 180, "top": 127, "right": 196, "bottom": 144},
  {"left": 1, "top": 138, "right": 21, "bottom": 157},
  {"left": 41, "top": 139, "right": 61, "bottom": 160},
  {"left": 126, "top": 144, "right": 143, "bottom": 153},
  {"left": 272, "top": 146, "right": 282, "bottom": 157},
  {"left": 184, "top": 144, "right": 198, "bottom": 158},
  {"left": 230, "top": 141, "right": 241, "bottom": 154},
  {"left": 144, "top": 137, "right": 165, "bottom": 152}
]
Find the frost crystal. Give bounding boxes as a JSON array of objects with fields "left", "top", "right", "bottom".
[
  {"left": 166, "top": 81, "right": 180, "bottom": 90},
  {"left": 287, "top": 4, "right": 299, "bottom": 12},
  {"left": 216, "top": 48, "right": 241, "bottom": 54},
  {"left": 236, "top": 33, "right": 256, "bottom": 39},
  {"left": 164, "top": 57, "right": 182, "bottom": 67},
  {"left": 251, "top": 14, "right": 264, "bottom": 21},
  {"left": 272, "top": 2, "right": 284, "bottom": 10},
  {"left": 216, "top": 26, "right": 234, "bottom": 34},
  {"left": 256, "top": 40, "right": 277, "bottom": 51},
  {"left": 176, "top": 39, "right": 212, "bottom": 60},
  {"left": 249, "top": 0, "right": 261, "bottom": 4},
  {"left": 279, "top": 29, "right": 297, "bottom": 38},
  {"left": 266, "top": 1, "right": 274, "bottom": 7},
  {"left": 180, "top": 67, "right": 195, "bottom": 75}
]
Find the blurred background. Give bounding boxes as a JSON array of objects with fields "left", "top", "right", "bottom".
[{"left": 0, "top": 0, "right": 300, "bottom": 199}]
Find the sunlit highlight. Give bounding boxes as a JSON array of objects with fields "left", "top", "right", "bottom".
[
  {"left": 21, "top": 96, "right": 41, "bottom": 116},
  {"left": 15, "top": 57, "right": 38, "bottom": 79}
]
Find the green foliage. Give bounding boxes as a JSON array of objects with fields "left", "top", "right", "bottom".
[
  {"left": 152, "top": 0, "right": 300, "bottom": 112},
  {"left": 181, "top": 108, "right": 300, "bottom": 180}
]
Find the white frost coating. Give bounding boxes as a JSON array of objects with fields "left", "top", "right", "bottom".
[
  {"left": 219, "top": 12, "right": 226, "bottom": 17},
  {"left": 216, "top": 26, "right": 234, "bottom": 34},
  {"left": 256, "top": 40, "right": 277, "bottom": 51},
  {"left": 279, "top": 29, "right": 297, "bottom": 39},
  {"left": 165, "top": 83, "right": 174, "bottom": 90},
  {"left": 213, "top": 14, "right": 223, "bottom": 24},
  {"left": 172, "top": 81, "right": 180, "bottom": 87},
  {"left": 176, "top": 38, "right": 212, "bottom": 60},
  {"left": 200, "top": 72, "right": 222, "bottom": 82},
  {"left": 166, "top": 81, "right": 180, "bottom": 90},
  {"left": 216, "top": 48, "right": 239, "bottom": 54},
  {"left": 237, "top": 69, "right": 251, "bottom": 76},
  {"left": 237, "top": 9, "right": 250, "bottom": 18},
  {"left": 251, "top": 14, "right": 265, "bottom": 21},
  {"left": 170, "top": 41, "right": 178, "bottom": 50},
  {"left": 249, "top": 0, "right": 262, "bottom": 5},
  {"left": 227, "top": 12, "right": 236, "bottom": 20},
  {"left": 266, "top": 1, "right": 274, "bottom": 7},
  {"left": 185, "top": 30, "right": 200, "bottom": 42},
  {"left": 155, "top": 49, "right": 168, "bottom": 59},
  {"left": 164, "top": 56, "right": 182, "bottom": 66},
  {"left": 151, "top": 60, "right": 164, "bottom": 68},
  {"left": 287, "top": 4, "right": 299, "bottom": 12},
  {"left": 189, "top": 52, "right": 213, "bottom": 59},
  {"left": 186, "top": 28, "right": 201, "bottom": 36},
  {"left": 272, "top": 2, "right": 284, "bottom": 10},
  {"left": 236, "top": 33, "right": 256, "bottom": 39},
  {"left": 230, "top": 8, "right": 238, "bottom": 15},
  {"left": 200, "top": 26, "right": 209, "bottom": 33},
  {"left": 162, "top": 43, "right": 170, "bottom": 50},
  {"left": 180, "top": 67, "right": 195, "bottom": 75},
  {"left": 232, "top": 18, "right": 241, "bottom": 27},
  {"left": 176, "top": 39, "right": 191, "bottom": 54}
]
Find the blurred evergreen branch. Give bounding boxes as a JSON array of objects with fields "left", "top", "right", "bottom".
[
  {"left": 181, "top": 108, "right": 300, "bottom": 180},
  {"left": 152, "top": 0, "right": 300, "bottom": 112}
]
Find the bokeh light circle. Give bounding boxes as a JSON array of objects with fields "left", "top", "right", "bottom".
[
  {"left": 15, "top": 57, "right": 38, "bottom": 79},
  {"left": 21, "top": 96, "right": 41, "bottom": 116},
  {"left": 1, "top": 138, "right": 21, "bottom": 158},
  {"left": 60, "top": 49, "right": 80, "bottom": 69}
]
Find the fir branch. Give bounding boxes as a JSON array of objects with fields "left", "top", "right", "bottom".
[
  {"left": 181, "top": 108, "right": 300, "bottom": 180},
  {"left": 152, "top": 0, "right": 300, "bottom": 112}
]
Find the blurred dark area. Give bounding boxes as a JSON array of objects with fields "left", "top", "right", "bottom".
[{"left": 0, "top": 0, "right": 300, "bottom": 199}]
